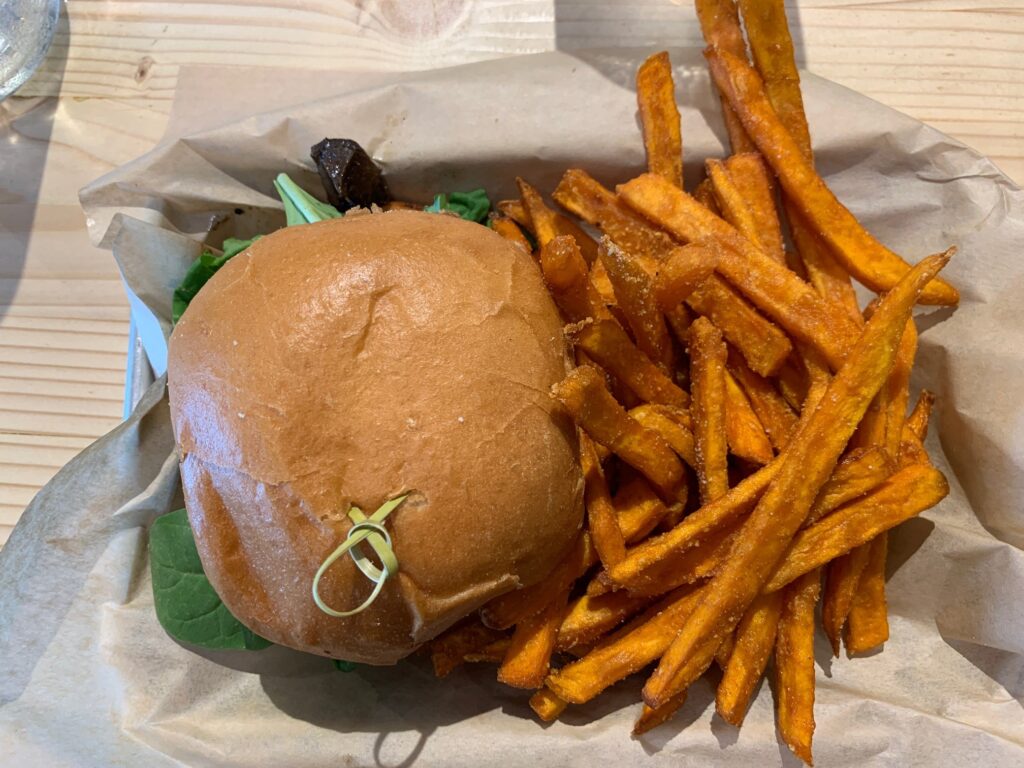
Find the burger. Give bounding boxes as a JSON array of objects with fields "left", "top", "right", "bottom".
[{"left": 166, "top": 206, "right": 585, "bottom": 664}]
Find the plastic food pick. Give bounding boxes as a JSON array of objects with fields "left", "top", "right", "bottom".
[{"left": 312, "top": 494, "right": 408, "bottom": 618}]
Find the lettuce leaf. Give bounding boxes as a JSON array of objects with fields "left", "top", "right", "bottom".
[
  {"left": 425, "top": 188, "right": 491, "bottom": 223},
  {"left": 171, "top": 236, "right": 260, "bottom": 324}
]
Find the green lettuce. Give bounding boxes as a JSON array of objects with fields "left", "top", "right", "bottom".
[{"left": 425, "top": 188, "right": 491, "bottom": 223}]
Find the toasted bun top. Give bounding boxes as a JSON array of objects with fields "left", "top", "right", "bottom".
[{"left": 167, "top": 210, "right": 583, "bottom": 664}]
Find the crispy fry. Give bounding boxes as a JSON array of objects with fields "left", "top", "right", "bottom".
[
  {"left": 907, "top": 389, "right": 936, "bottom": 442},
  {"left": 821, "top": 548, "right": 870, "bottom": 657},
  {"left": 615, "top": 473, "right": 676, "bottom": 542},
  {"left": 545, "top": 584, "right": 705, "bottom": 704},
  {"left": 737, "top": 0, "right": 862, "bottom": 322},
  {"left": 557, "top": 588, "right": 655, "bottom": 651},
  {"left": 464, "top": 637, "right": 513, "bottom": 664},
  {"left": 693, "top": 177, "right": 722, "bottom": 215},
  {"left": 665, "top": 303, "right": 693, "bottom": 349},
  {"left": 634, "top": 691, "right": 688, "bottom": 736},
  {"left": 629, "top": 404, "right": 696, "bottom": 468},
  {"left": 530, "top": 687, "right": 569, "bottom": 722},
  {"left": 844, "top": 534, "right": 890, "bottom": 655},
  {"left": 775, "top": 358, "right": 809, "bottom": 412},
  {"left": 539, "top": 235, "right": 611, "bottom": 323},
  {"left": 567, "top": 319, "right": 689, "bottom": 408},
  {"left": 775, "top": 568, "right": 821, "bottom": 766},
  {"left": 637, "top": 52, "right": 683, "bottom": 188},
  {"left": 716, "top": 590, "right": 784, "bottom": 726},
  {"left": 805, "top": 446, "right": 896, "bottom": 526},
  {"left": 600, "top": 239, "right": 675, "bottom": 370},
  {"left": 705, "top": 48, "right": 959, "bottom": 306},
  {"left": 642, "top": 251, "right": 952, "bottom": 708},
  {"left": 707, "top": 158, "right": 765, "bottom": 255},
  {"left": 614, "top": 520, "right": 739, "bottom": 599},
  {"left": 899, "top": 430, "right": 930, "bottom": 468},
  {"left": 580, "top": 433, "right": 627, "bottom": 568},
  {"left": 724, "top": 153, "right": 786, "bottom": 265},
  {"left": 552, "top": 366, "right": 687, "bottom": 500},
  {"left": 489, "top": 215, "right": 532, "bottom": 254},
  {"left": 606, "top": 458, "right": 781, "bottom": 593},
  {"left": 517, "top": 177, "right": 600, "bottom": 263},
  {"left": 590, "top": 257, "right": 618, "bottom": 306},
  {"left": 497, "top": 199, "right": 530, "bottom": 228},
  {"left": 618, "top": 174, "right": 859, "bottom": 369},
  {"left": 840, "top": 320, "right": 917, "bottom": 650},
  {"left": 655, "top": 243, "right": 720, "bottom": 310},
  {"left": 724, "top": 370, "right": 774, "bottom": 465},
  {"left": 498, "top": 589, "right": 569, "bottom": 689},
  {"left": 430, "top": 619, "right": 508, "bottom": 678},
  {"left": 690, "top": 317, "right": 731, "bottom": 503},
  {"left": 694, "top": 0, "right": 757, "bottom": 154},
  {"left": 726, "top": 347, "right": 798, "bottom": 451},
  {"left": 715, "top": 629, "right": 736, "bottom": 670},
  {"left": 481, "top": 532, "right": 595, "bottom": 629},
  {"left": 686, "top": 273, "right": 794, "bottom": 379},
  {"left": 766, "top": 463, "right": 949, "bottom": 593},
  {"left": 554, "top": 169, "right": 677, "bottom": 265}
]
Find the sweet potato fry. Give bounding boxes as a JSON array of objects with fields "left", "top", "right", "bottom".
[
  {"left": 497, "top": 199, "right": 530, "bottom": 228},
  {"left": 517, "top": 177, "right": 600, "bottom": 263},
  {"left": 629, "top": 404, "right": 696, "bottom": 468},
  {"left": 766, "top": 463, "right": 950, "bottom": 593},
  {"left": 705, "top": 48, "right": 959, "bottom": 306},
  {"left": 567, "top": 319, "right": 689, "bottom": 408},
  {"left": 775, "top": 358, "right": 809, "bottom": 412},
  {"left": 601, "top": 519, "right": 739, "bottom": 600},
  {"left": 693, "top": 177, "right": 721, "bottom": 215},
  {"left": 545, "top": 584, "right": 706, "bottom": 704},
  {"left": 775, "top": 568, "right": 821, "bottom": 766},
  {"left": 615, "top": 473, "right": 676, "bottom": 542},
  {"left": 430, "top": 618, "right": 508, "bottom": 678},
  {"left": 489, "top": 215, "right": 532, "bottom": 254},
  {"left": 724, "top": 370, "right": 774, "bottom": 465},
  {"left": 618, "top": 173, "right": 859, "bottom": 369},
  {"left": 530, "top": 687, "right": 569, "bottom": 722},
  {"left": 665, "top": 303, "right": 693, "bottom": 349},
  {"left": 481, "top": 532, "right": 595, "bottom": 630},
  {"left": 634, "top": 691, "right": 688, "bottom": 736},
  {"left": 726, "top": 347, "right": 798, "bottom": 451},
  {"left": 716, "top": 590, "right": 784, "bottom": 726},
  {"left": 498, "top": 589, "right": 569, "bottom": 689},
  {"left": 637, "top": 52, "right": 683, "bottom": 189},
  {"left": 805, "top": 445, "right": 896, "bottom": 526},
  {"left": 690, "top": 317, "right": 731, "bottom": 503},
  {"left": 590, "top": 258, "right": 618, "bottom": 306},
  {"left": 551, "top": 366, "right": 687, "bottom": 501},
  {"left": 821, "top": 548, "right": 870, "bottom": 656},
  {"left": 580, "top": 432, "right": 627, "bottom": 568},
  {"left": 715, "top": 630, "right": 736, "bottom": 670},
  {"left": 707, "top": 158, "right": 765, "bottom": 255},
  {"left": 557, "top": 588, "right": 655, "bottom": 651},
  {"left": 724, "top": 153, "right": 786, "bottom": 265},
  {"left": 554, "top": 169, "right": 677, "bottom": 265},
  {"left": 599, "top": 239, "right": 675, "bottom": 370},
  {"left": 906, "top": 389, "right": 936, "bottom": 442},
  {"left": 464, "top": 637, "right": 513, "bottom": 664},
  {"left": 694, "top": 0, "right": 756, "bottom": 154},
  {"left": 606, "top": 458, "right": 781, "bottom": 593},
  {"left": 539, "top": 235, "right": 611, "bottom": 324},
  {"left": 844, "top": 534, "right": 890, "bottom": 655},
  {"left": 685, "top": 276, "right": 793, "bottom": 377},
  {"left": 655, "top": 243, "right": 719, "bottom": 310},
  {"left": 642, "top": 251, "right": 951, "bottom": 708}
]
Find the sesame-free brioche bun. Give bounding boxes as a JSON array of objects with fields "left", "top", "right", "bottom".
[{"left": 167, "top": 210, "right": 583, "bottom": 664}]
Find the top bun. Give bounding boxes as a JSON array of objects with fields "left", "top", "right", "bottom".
[{"left": 167, "top": 210, "right": 583, "bottom": 664}]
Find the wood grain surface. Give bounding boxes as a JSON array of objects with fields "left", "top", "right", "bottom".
[{"left": 1, "top": 0, "right": 1021, "bottom": 544}]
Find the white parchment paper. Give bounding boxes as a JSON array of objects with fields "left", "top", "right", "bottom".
[{"left": 2, "top": 50, "right": 1022, "bottom": 767}]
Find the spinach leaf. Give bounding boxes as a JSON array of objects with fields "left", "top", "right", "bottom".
[
  {"left": 274, "top": 173, "right": 342, "bottom": 226},
  {"left": 171, "top": 235, "right": 260, "bottom": 324},
  {"left": 425, "top": 188, "right": 491, "bottom": 224},
  {"left": 149, "top": 509, "right": 272, "bottom": 650}
]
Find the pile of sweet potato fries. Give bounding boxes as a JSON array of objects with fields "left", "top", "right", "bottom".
[{"left": 430, "top": 1, "right": 956, "bottom": 762}]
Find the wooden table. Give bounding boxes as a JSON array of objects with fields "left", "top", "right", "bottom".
[{"left": 1, "top": 0, "right": 1021, "bottom": 544}]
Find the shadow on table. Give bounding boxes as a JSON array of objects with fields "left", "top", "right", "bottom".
[{"left": 0, "top": 5, "right": 68, "bottom": 321}]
